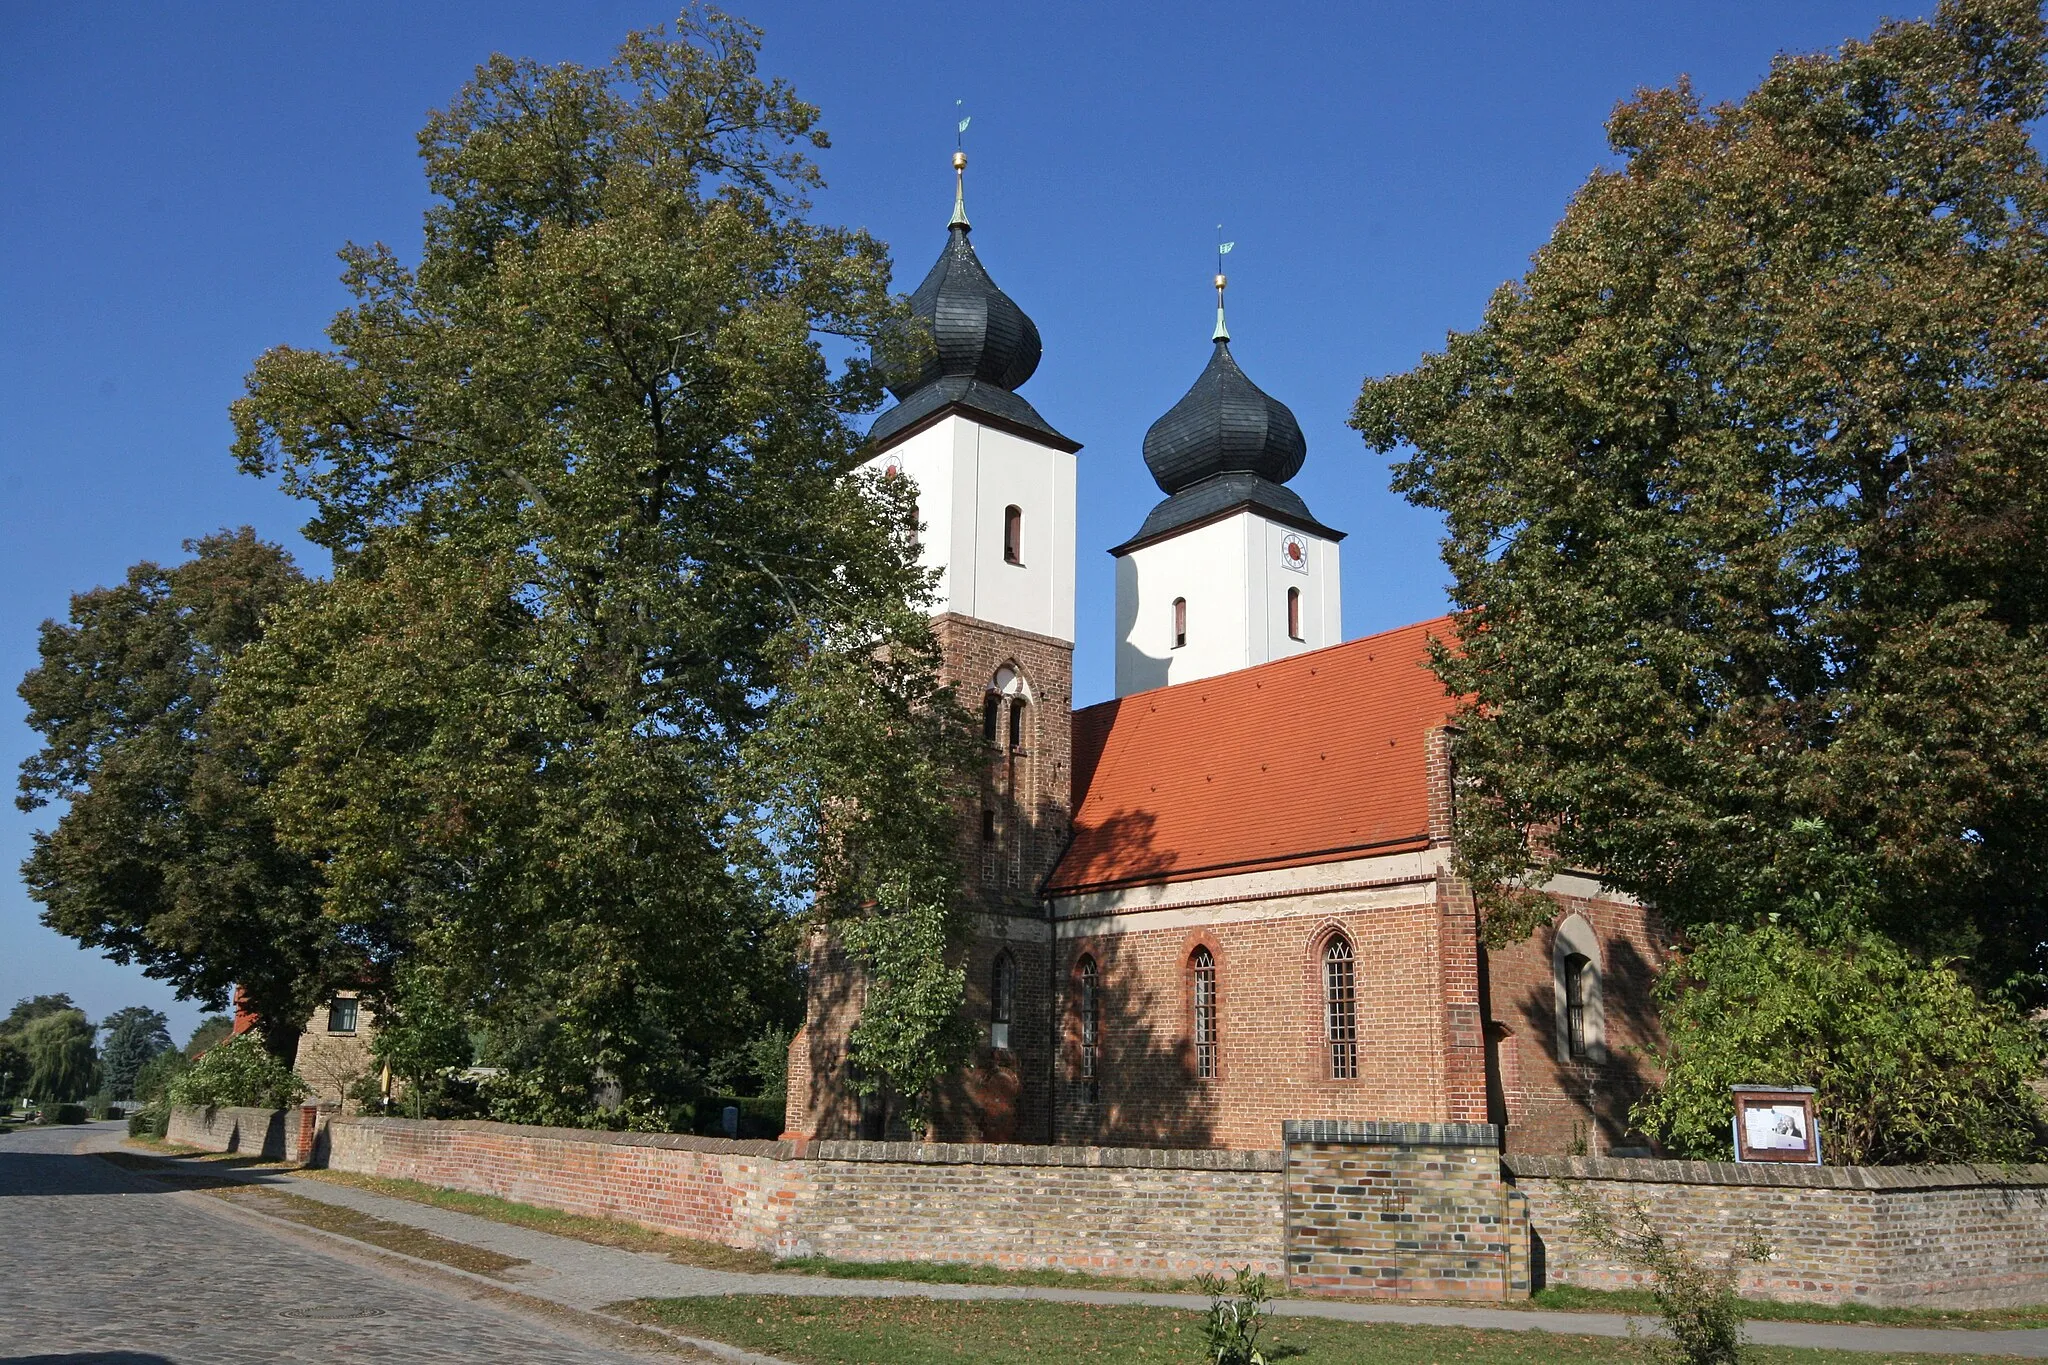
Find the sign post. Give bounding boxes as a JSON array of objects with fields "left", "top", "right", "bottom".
[{"left": 1730, "top": 1085, "right": 1821, "bottom": 1165}]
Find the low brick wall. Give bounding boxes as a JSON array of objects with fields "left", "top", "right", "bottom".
[
  {"left": 1285, "top": 1121, "right": 1528, "bottom": 1301},
  {"left": 308, "top": 1116, "right": 2048, "bottom": 1305},
  {"left": 168, "top": 1105, "right": 287, "bottom": 1159},
  {"left": 1509, "top": 1155, "right": 2048, "bottom": 1308},
  {"left": 324, "top": 1117, "right": 1283, "bottom": 1276}
]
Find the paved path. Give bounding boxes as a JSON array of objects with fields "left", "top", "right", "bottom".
[
  {"left": 75, "top": 1129, "right": 2048, "bottom": 1359},
  {"left": 0, "top": 1122, "right": 692, "bottom": 1364}
]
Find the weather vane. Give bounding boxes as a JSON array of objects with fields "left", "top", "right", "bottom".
[
  {"left": 1214, "top": 227, "right": 1235, "bottom": 341},
  {"left": 951, "top": 101, "right": 973, "bottom": 228}
]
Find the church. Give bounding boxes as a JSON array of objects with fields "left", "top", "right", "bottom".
[{"left": 785, "top": 154, "right": 1667, "bottom": 1157}]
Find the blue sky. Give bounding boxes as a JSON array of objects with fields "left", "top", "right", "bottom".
[{"left": 0, "top": 1, "right": 1921, "bottom": 1039}]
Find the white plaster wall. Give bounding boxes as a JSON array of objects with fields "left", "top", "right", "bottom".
[
  {"left": 1115, "top": 509, "right": 1342, "bottom": 696},
  {"left": 1115, "top": 514, "right": 1251, "bottom": 695},
  {"left": 865, "top": 414, "right": 1075, "bottom": 643}
]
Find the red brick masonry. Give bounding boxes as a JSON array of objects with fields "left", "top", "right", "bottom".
[{"left": 189, "top": 1111, "right": 2048, "bottom": 1307}]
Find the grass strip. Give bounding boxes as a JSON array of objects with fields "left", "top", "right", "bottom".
[
  {"left": 98, "top": 1151, "right": 526, "bottom": 1278},
  {"left": 773, "top": 1255, "right": 1203, "bottom": 1293},
  {"left": 622, "top": 1294, "right": 2025, "bottom": 1365},
  {"left": 1527, "top": 1284, "right": 2048, "bottom": 1331},
  {"left": 297, "top": 1167, "right": 779, "bottom": 1273}
]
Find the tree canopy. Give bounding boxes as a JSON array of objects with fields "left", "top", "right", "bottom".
[
  {"left": 21, "top": 1010, "right": 98, "bottom": 1104},
  {"left": 1355, "top": 0, "right": 2048, "bottom": 996},
  {"left": 15, "top": 529, "right": 334, "bottom": 1058},
  {"left": 99, "top": 1006, "right": 173, "bottom": 1100},
  {"left": 221, "top": 7, "right": 970, "bottom": 1125}
]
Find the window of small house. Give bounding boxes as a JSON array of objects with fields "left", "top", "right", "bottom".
[{"left": 327, "top": 997, "right": 359, "bottom": 1035}]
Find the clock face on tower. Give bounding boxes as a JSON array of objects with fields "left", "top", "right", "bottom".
[{"left": 1280, "top": 533, "right": 1309, "bottom": 574}]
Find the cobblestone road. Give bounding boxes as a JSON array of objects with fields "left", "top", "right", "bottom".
[{"left": 0, "top": 1123, "right": 668, "bottom": 1364}]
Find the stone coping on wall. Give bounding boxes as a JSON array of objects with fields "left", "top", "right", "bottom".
[
  {"left": 1505, "top": 1153, "right": 2048, "bottom": 1191},
  {"left": 328, "top": 1116, "right": 1283, "bottom": 1171},
  {"left": 1283, "top": 1119, "right": 1501, "bottom": 1148}
]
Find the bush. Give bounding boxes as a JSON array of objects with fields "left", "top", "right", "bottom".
[
  {"left": 167, "top": 1033, "right": 308, "bottom": 1110},
  {"left": 1195, "top": 1267, "right": 1272, "bottom": 1365},
  {"left": 1560, "top": 1183, "right": 1770, "bottom": 1365},
  {"left": 45, "top": 1103, "right": 89, "bottom": 1125},
  {"left": 1634, "top": 924, "right": 2046, "bottom": 1165}
]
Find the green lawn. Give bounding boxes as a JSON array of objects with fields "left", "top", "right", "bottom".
[
  {"left": 1529, "top": 1284, "right": 2048, "bottom": 1331},
  {"left": 622, "top": 1295, "right": 2022, "bottom": 1365}
]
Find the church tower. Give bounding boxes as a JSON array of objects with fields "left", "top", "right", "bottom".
[
  {"left": 1112, "top": 277, "right": 1342, "bottom": 695},
  {"left": 795, "top": 151, "right": 1077, "bottom": 1142}
]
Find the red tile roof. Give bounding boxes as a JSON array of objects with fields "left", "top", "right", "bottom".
[{"left": 1046, "top": 617, "right": 1458, "bottom": 895}]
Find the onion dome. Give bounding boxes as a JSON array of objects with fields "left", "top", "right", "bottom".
[
  {"left": 868, "top": 153, "right": 1076, "bottom": 453},
  {"left": 1140, "top": 338, "right": 1306, "bottom": 494},
  {"left": 1113, "top": 273, "right": 1340, "bottom": 555}
]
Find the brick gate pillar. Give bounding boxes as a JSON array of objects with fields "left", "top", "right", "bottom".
[{"left": 1283, "top": 1119, "right": 1530, "bottom": 1301}]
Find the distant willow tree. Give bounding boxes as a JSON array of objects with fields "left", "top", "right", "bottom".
[
  {"left": 1355, "top": 0, "right": 2048, "bottom": 998},
  {"left": 224, "top": 7, "right": 972, "bottom": 1127}
]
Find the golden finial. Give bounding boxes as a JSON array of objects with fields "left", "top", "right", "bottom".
[
  {"left": 951, "top": 105, "right": 972, "bottom": 229},
  {"left": 1214, "top": 231, "right": 1235, "bottom": 341}
]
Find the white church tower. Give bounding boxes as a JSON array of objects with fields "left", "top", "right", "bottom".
[
  {"left": 861, "top": 151, "right": 1079, "bottom": 644},
  {"left": 1112, "top": 273, "right": 1342, "bottom": 695}
]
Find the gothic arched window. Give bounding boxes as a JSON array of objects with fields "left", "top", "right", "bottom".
[
  {"left": 990, "top": 951, "right": 1016, "bottom": 1052},
  {"left": 1323, "top": 934, "right": 1358, "bottom": 1080},
  {"left": 1077, "top": 955, "right": 1100, "bottom": 1103},
  {"left": 1190, "top": 946, "right": 1218, "bottom": 1080}
]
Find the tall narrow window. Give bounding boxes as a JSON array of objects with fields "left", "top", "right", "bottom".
[
  {"left": 1324, "top": 935, "right": 1357, "bottom": 1080},
  {"left": 1287, "top": 587, "right": 1303, "bottom": 641},
  {"left": 1078, "top": 956, "right": 1100, "bottom": 1103},
  {"left": 980, "top": 809, "right": 998, "bottom": 884},
  {"left": 1003, "top": 505, "right": 1023, "bottom": 564},
  {"left": 983, "top": 693, "right": 1001, "bottom": 744},
  {"left": 1191, "top": 947, "right": 1218, "bottom": 1080},
  {"left": 1563, "top": 953, "right": 1591, "bottom": 1061},
  {"left": 1172, "top": 597, "right": 1188, "bottom": 649},
  {"left": 990, "top": 952, "right": 1016, "bottom": 1051},
  {"left": 1008, "top": 697, "right": 1027, "bottom": 751}
]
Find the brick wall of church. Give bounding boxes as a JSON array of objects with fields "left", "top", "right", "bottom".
[
  {"left": 1482, "top": 895, "right": 1668, "bottom": 1155},
  {"left": 1051, "top": 895, "right": 1457, "bottom": 1151},
  {"left": 791, "top": 614, "right": 1073, "bottom": 1143}
]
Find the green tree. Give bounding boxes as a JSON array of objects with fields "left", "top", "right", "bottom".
[
  {"left": 1354, "top": 0, "right": 2048, "bottom": 993},
  {"left": 132, "top": 1047, "right": 189, "bottom": 1105},
  {"left": 184, "top": 1015, "right": 232, "bottom": 1059},
  {"left": 16, "top": 530, "right": 340, "bottom": 1060},
  {"left": 1, "top": 994, "right": 77, "bottom": 1035},
  {"left": 168, "top": 1032, "right": 309, "bottom": 1110},
  {"left": 0, "top": 1034, "right": 26, "bottom": 1103},
  {"left": 99, "top": 1006, "right": 173, "bottom": 1099},
  {"left": 1636, "top": 922, "right": 2044, "bottom": 1165},
  {"left": 22, "top": 1010, "right": 99, "bottom": 1103},
  {"left": 224, "top": 8, "right": 970, "bottom": 1125}
]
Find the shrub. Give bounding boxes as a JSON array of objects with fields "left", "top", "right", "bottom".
[
  {"left": 46, "top": 1103, "right": 89, "bottom": 1125},
  {"left": 167, "top": 1033, "right": 308, "bottom": 1110},
  {"left": 1634, "top": 923, "right": 2046, "bottom": 1165},
  {"left": 1194, "top": 1266, "right": 1271, "bottom": 1365},
  {"left": 1559, "top": 1183, "right": 1770, "bottom": 1365}
]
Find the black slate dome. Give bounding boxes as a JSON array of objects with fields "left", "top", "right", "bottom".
[
  {"left": 888, "top": 223, "right": 1042, "bottom": 397},
  {"left": 867, "top": 211, "right": 1076, "bottom": 453},
  {"left": 1141, "top": 338, "right": 1306, "bottom": 495}
]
